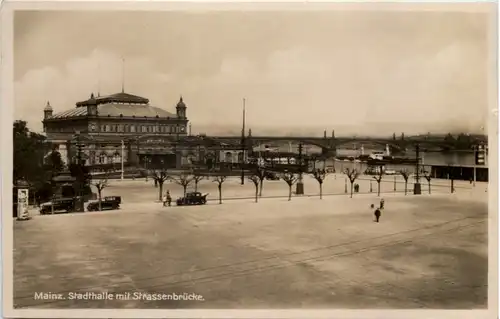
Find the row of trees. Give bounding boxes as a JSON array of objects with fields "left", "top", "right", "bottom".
[
  {"left": 139, "top": 163, "right": 437, "bottom": 205},
  {"left": 344, "top": 166, "right": 433, "bottom": 198}
]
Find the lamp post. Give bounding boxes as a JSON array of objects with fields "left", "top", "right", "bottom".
[
  {"left": 121, "top": 139, "right": 125, "bottom": 181},
  {"left": 73, "top": 131, "right": 85, "bottom": 212},
  {"left": 240, "top": 98, "right": 246, "bottom": 185},
  {"left": 413, "top": 143, "right": 422, "bottom": 195},
  {"left": 295, "top": 142, "right": 304, "bottom": 195}
]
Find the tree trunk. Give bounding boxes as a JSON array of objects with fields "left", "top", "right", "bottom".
[
  {"left": 350, "top": 183, "right": 353, "bottom": 198},
  {"left": 428, "top": 181, "right": 431, "bottom": 194},
  {"left": 451, "top": 179, "right": 454, "bottom": 193},
  {"left": 288, "top": 185, "right": 292, "bottom": 201},
  {"left": 183, "top": 185, "right": 187, "bottom": 196},
  {"left": 404, "top": 181, "right": 408, "bottom": 195},
  {"left": 158, "top": 181, "right": 163, "bottom": 201},
  {"left": 319, "top": 183, "right": 323, "bottom": 199},
  {"left": 377, "top": 182, "right": 381, "bottom": 197},
  {"left": 255, "top": 186, "right": 258, "bottom": 203},
  {"left": 259, "top": 179, "right": 264, "bottom": 197},
  {"left": 218, "top": 185, "right": 222, "bottom": 204},
  {"left": 195, "top": 180, "right": 198, "bottom": 192},
  {"left": 98, "top": 189, "right": 102, "bottom": 211}
]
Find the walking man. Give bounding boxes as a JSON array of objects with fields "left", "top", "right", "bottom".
[
  {"left": 162, "top": 192, "right": 168, "bottom": 207},
  {"left": 380, "top": 198, "right": 385, "bottom": 210},
  {"left": 374, "top": 207, "right": 381, "bottom": 223},
  {"left": 166, "top": 190, "right": 172, "bottom": 207}
]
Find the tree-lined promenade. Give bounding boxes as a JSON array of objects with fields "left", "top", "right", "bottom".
[{"left": 14, "top": 119, "right": 486, "bottom": 212}]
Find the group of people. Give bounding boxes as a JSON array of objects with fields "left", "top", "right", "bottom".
[
  {"left": 371, "top": 198, "right": 385, "bottom": 223},
  {"left": 162, "top": 190, "right": 172, "bottom": 207}
]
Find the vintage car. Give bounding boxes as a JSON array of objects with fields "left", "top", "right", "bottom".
[
  {"left": 176, "top": 192, "right": 209, "bottom": 206},
  {"left": 40, "top": 197, "right": 76, "bottom": 215},
  {"left": 265, "top": 172, "right": 280, "bottom": 180},
  {"left": 87, "top": 196, "right": 121, "bottom": 211}
]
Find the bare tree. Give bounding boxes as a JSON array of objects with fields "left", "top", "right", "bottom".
[
  {"left": 192, "top": 171, "right": 205, "bottom": 192},
  {"left": 372, "top": 165, "right": 385, "bottom": 197},
  {"left": 252, "top": 166, "right": 267, "bottom": 197},
  {"left": 422, "top": 167, "right": 432, "bottom": 194},
  {"left": 344, "top": 168, "right": 360, "bottom": 198},
  {"left": 311, "top": 168, "right": 328, "bottom": 199},
  {"left": 170, "top": 171, "right": 195, "bottom": 196},
  {"left": 281, "top": 171, "right": 298, "bottom": 201},
  {"left": 90, "top": 177, "right": 109, "bottom": 211},
  {"left": 248, "top": 175, "right": 260, "bottom": 203},
  {"left": 212, "top": 172, "right": 228, "bottom": 204},
  {"left": 150, "top": 169, "right": 169, "bottom": 201},
  {"left": 399, "top": 169, "right": 411, "bottom": 195}
]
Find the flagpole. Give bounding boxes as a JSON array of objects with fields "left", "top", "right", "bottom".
[
  {"left": 240, "top": 98, "right": 246, "bottom": 185},
  {"left": 121, "top": 57, "right": 125, "bottom": 93}
]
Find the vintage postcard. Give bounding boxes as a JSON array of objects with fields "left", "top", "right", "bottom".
[{"left": 2, "top": 1, "right": 498, "bottom": 318}]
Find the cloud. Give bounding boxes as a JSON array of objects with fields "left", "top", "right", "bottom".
[{"left": 14, "top": 10, "right": 491, "bottom": 136}]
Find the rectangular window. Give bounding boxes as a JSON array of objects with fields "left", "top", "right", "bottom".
[{"left": 131, "top": 125, "right": 136, "bottom": 133}]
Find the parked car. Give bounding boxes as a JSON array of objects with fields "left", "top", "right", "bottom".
[
  {"left": 265, "top": 172, "right": 280, "bottom": 180},
  {"left": 176, "top": 192, "right": 209, "bottom": 206},
  {"left": 87, "top": 196, "right": 121, "bottom": 211},
  {"left": 40, "top": 197, "right": 75, "bottom": 215}
]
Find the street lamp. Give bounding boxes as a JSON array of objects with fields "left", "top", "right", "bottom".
[
  {"left": 413, "top": 143, "right": 422, "bottom": 195},
  {"left": 73, "top": 131, "right": 85, "bottom": 212},
  {"left": 121, "top": 139, "right": 125, "bottom": 181},
  {"left": 296, "top": 143, "right": 304, "bottom": 195}
]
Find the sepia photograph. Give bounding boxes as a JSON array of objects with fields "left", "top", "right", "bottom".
[{"left": 3, "top": 1, "right": 498, "bottom": 318}]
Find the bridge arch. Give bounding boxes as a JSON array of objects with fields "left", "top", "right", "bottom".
[{"left": 333, "top": 139, "right": 405, "bottom": 152}]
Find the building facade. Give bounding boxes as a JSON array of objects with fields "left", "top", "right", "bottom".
[{"left": 42, "top": 91, "right": 191, "bottom": 169}]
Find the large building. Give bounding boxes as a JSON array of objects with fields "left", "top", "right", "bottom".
[{"left": 42, "top": 91, "right": 192, "bottom": 169}]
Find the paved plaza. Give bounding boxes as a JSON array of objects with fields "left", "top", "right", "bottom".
[{"left": 13, "top": 174, "right": 489, "bottom": 309}]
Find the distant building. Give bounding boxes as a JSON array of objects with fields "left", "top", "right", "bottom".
[{"left": 42, "top": 91, "right": 189, "bottom": 168}]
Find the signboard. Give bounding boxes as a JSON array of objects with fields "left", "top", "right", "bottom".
[
  {"left": 17, "top": 188, "right": 29, "bottom": 220},
  {"left": 475, "top": 145, "right": 486, "bottom": 166}
]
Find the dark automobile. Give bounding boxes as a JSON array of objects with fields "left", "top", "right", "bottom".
[
  {"left": 87, "top": 196, "right": 121, "bottom": 211},
  {"left": 40, "top": 197, "right": 76, "bottom": 215},
  {"left": 176, "top": 192, "right": 208, "bottom": 206},
  {"left": 265, "top": 172, "right": 280, "bottom": 180}
]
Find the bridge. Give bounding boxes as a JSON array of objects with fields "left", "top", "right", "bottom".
[{"left": 203, "top": 133, "right": 487, "bottom": 155}]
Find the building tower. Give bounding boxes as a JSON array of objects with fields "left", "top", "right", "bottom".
[
  {"left": 44, "top": 101, "right": 53, "bottom": 119},
  {"left": 176, "top": 96, "right": 187, "bottom": 119},
  {"left": 87, "top": 93, "right": 98, "bottom": 116}
]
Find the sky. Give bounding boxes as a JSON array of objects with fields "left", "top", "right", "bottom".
[{"left": 14, "top": 6, "right": 494, "bottom": 136}]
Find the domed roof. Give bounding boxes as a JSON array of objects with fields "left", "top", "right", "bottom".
[
  {"left": 47, "top": 91, "right": 181, "bottom": 120},
  {"left": 176, "top": 96, "right": 186, "bottom": 108},
  {"left": 50, "top": 103, "right": 177, "bottom": 119},
  {"left": 44, "top": 101, "right": 53, "bottom": 111},
  {"left": 76, "top": 92, "right": 149, "bottom": 107}
]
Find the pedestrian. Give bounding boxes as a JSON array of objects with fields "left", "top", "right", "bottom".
[
  {"left": 166, "top": 190, "right": 172, "bottom": 207},
  {"left": 162, "top": 193, "right": 168, "bottom": 207},
  {"left": 374, "top": 207, "right": 381, "bottom": 223},
  {"left": 380, "top": 198, "right": 385, "bottom": 210}
]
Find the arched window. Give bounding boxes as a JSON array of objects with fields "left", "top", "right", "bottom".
[
  {"left": 113, "top": 152, "right": 121, "bottom": 163},
  {"left": 98, "top": 153, "right": 106, "bottom": 164},
  {"left": 237, "top": 152, "right": 244, "bottom": 163},
  {"left": 225, "top": 152, "right": 232, "bottom": 163}
]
